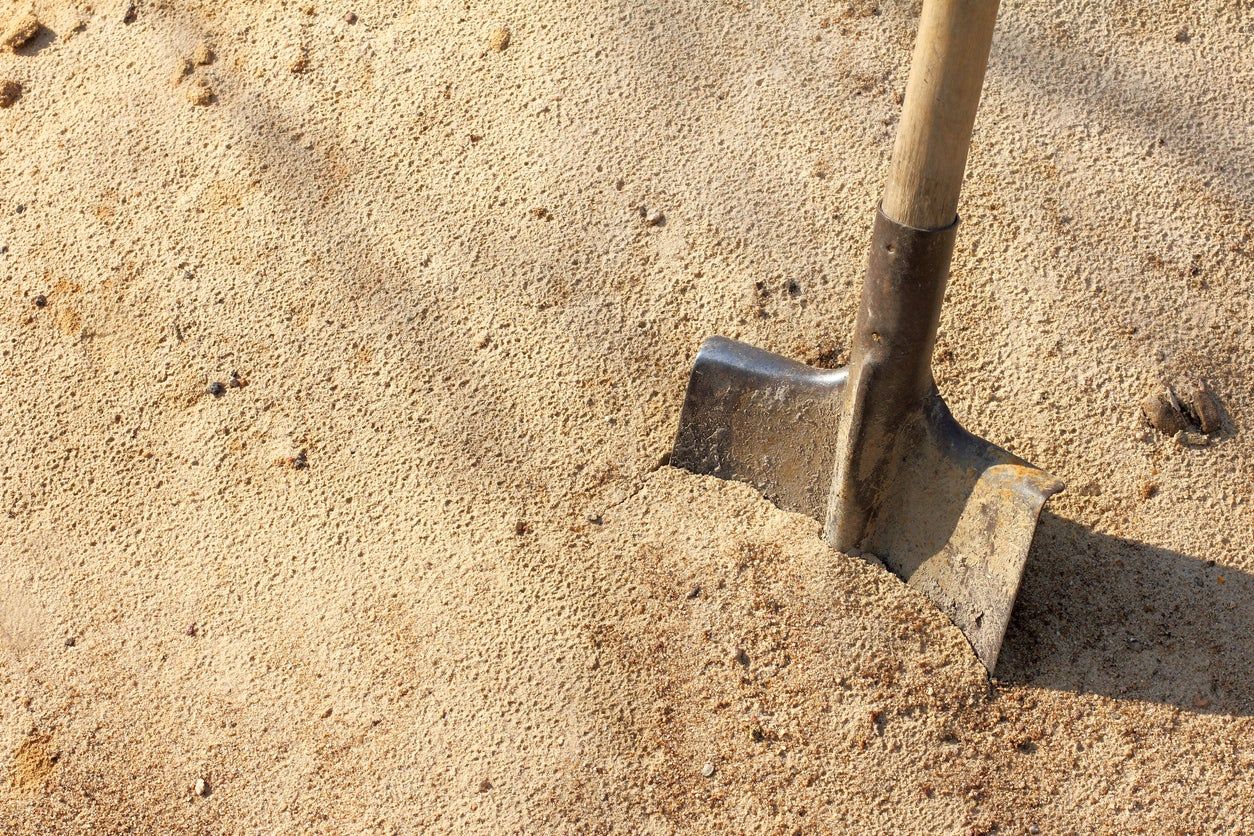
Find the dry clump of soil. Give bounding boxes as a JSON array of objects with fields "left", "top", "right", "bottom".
[
  {"left": 171, "top": 41, "right": 216, "bottom": 90},
  {"left": 0, "top": 78, "right": 19, "bottom": 107},
  {"left": 190, "top": 40, "right": 213, "bottom": 66},
  {"left": 184, "top": 77, "right": 213, "bottom": 106},
  {"left": 1, "top": 10, "right": 40, "bottom": 51},
  {"left": 487, "top": 25, "right": 511, "bottom": 52}
]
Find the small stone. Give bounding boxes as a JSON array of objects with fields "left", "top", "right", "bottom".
[
  {"left": 1028, "top": 826, "right": 1040, "bottom": 835},
  {"left": 2, "top": 11, "right": 42, "bottom": 52},
  {"left": 1176, "top": 378, "right": 1221, "bottom": 434},
  {"left": 487, "top": 26, "right": 511, "bottom": 52},
  {"left": 641, "top": 207, "right": 665, "bottom": 227},
  {"left": 0, "top": 79, "right": 21, "bottom": 108},
  {"left": 122, "top": 2, "right": 137, "bottom": 24},
  {"left": 32, "top": 293, "right": 47, "bottom": 308},
  {"left": 1174, "top": 27, "right": 1190, "bottom": 43},
  {"left": 686, "top": 585, "right": 700, "bottom": 599},
  {"left": 343, "top": 12, "right": 357, "bottom": 24},
  {"left": 320, "top": 707, "right": 332, "bottom": 719},
  {"left": 1141, "top": 386, "right": 1187, "bottom": 436},
  {"left": 63, "top": 636, "right": 76, "bottom": 647},
  {"left": 227, "top": 371, "right": 244, "bottom": 388},
  {"left": 478, "top": 777, "right": 493, "bottom": 792},
  {"left": 194, "top": 777, "right": 209, "bottom": 797},
  {"left": 185, "top": 623, "right": 198, "bottom": 637},
  {"left": 701, "top": 761, "right": 715, "bottom": 778},
  {"left": 586, "top": 513, "right": 603, "bottom": 525},
  {"left": 206, "top": 381, "right": 226, "bottom": 397}
]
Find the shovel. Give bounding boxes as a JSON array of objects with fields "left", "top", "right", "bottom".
[{"left": 671, "top": 0, "right": 1062, "bottom": 673}]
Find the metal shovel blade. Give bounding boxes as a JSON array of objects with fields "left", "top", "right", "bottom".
[{"left": 671, "top": 336, "right": 1062, "bottom": 672}]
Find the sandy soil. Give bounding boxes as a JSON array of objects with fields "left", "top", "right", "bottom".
[{"left": 1, "top": 0, "right": 1252, "bottom": 831}]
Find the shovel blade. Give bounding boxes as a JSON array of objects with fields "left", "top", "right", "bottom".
[
  {"left": 671, "top": 336, "right": 847, "bottom": 520},
  {"left": 671, "top": 336, "right": 1062, "bottom": 672}
]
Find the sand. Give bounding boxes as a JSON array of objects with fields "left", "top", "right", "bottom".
[{"left": 1, "top": 0, "right": 1251, "bottom": 831}]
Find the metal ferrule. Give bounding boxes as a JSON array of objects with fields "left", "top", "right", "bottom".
[
  {"left": 853, "top": 208, "right": 958, "bottom": 405},
  {"left": 825, "top": 208, "right": 959, "bottom": 549}
]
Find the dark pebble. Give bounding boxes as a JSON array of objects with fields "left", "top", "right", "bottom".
[
  {"left": 1141, "top": 387, "right": 1187, "bottom": 436},
  {"left": 207, "top": 381, "right": 226, "bottom": 397},
  {"left": 33, "top": 294, "right": 47, "bottom": 308}
]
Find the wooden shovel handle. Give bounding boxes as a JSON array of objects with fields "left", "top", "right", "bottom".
[{"left": 882, "top": 0, "right": 1001, "bottom": 230}]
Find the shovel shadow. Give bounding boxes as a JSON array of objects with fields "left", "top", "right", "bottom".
[{"left": 997, "top": 512, "right": 1254, "bottom": 717}]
